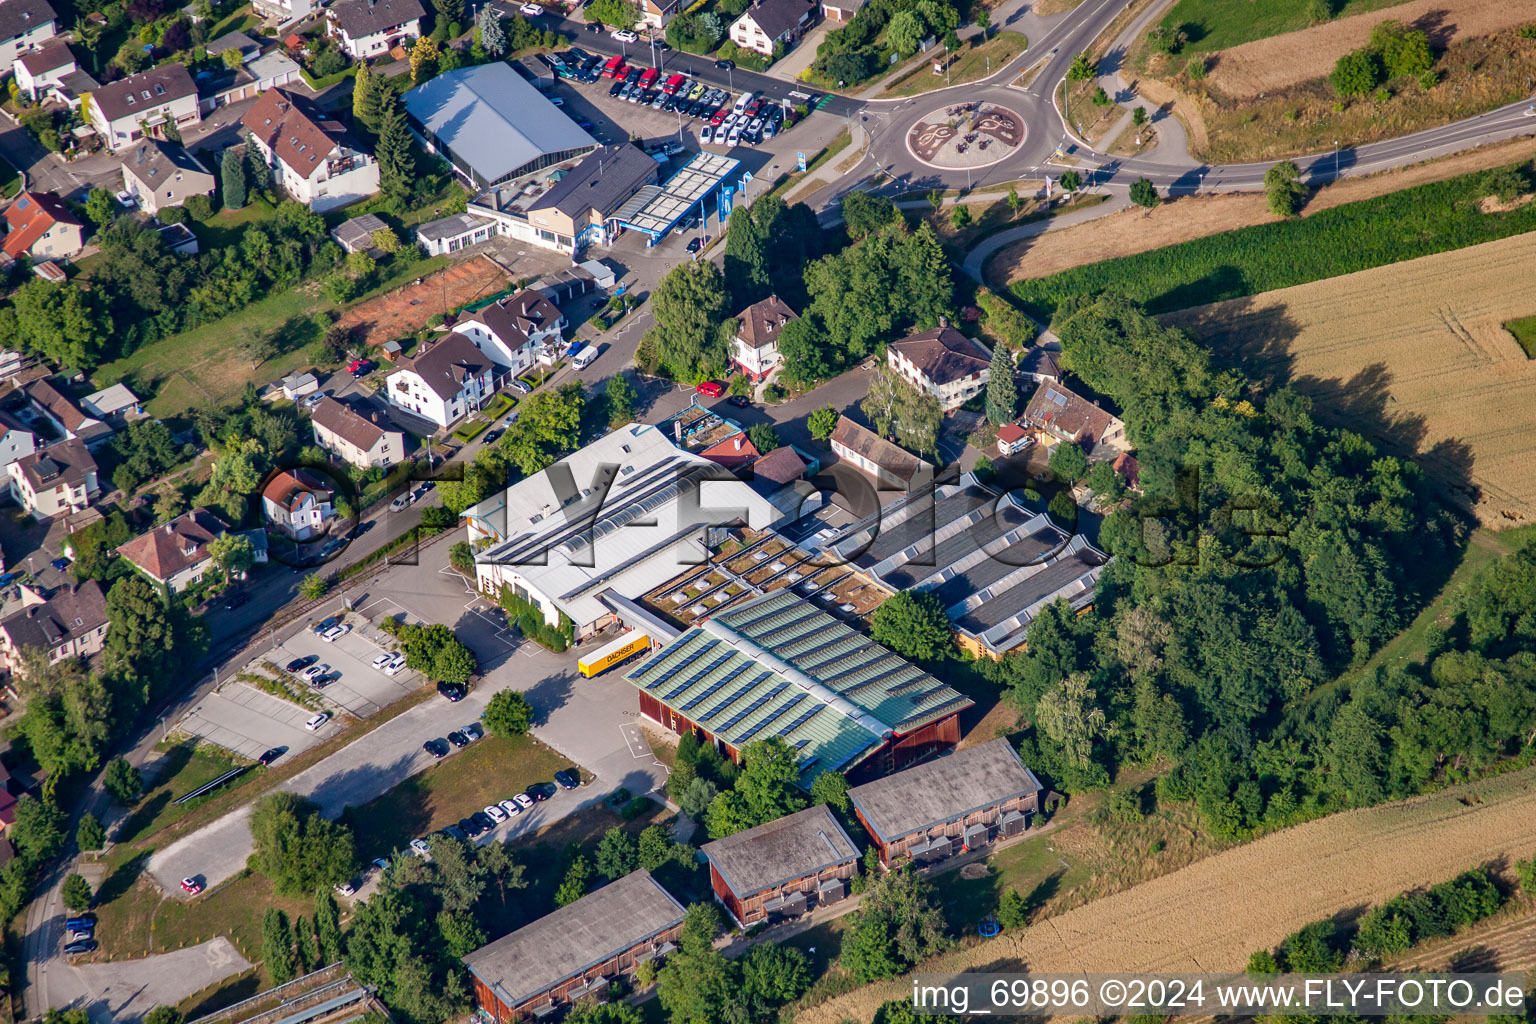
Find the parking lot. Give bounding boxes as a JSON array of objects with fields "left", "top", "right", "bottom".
[
  {"left": 273, "top": 617, "right": 423, "bottom": 719},
  {"left": 175, "top": 683, "right": 328, "bottom": 762}
]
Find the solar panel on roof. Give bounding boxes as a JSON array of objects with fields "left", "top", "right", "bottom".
[
  {"left": 775, "top": 703, "right": 824, "bottom": 738},
  {"left": 680, "top": 661, "right": 754, "bottom": 711},
  {"left": 664, "top": 651, "right": 734, "bottom": 701},
  {"left": 717, "top": 682, "right": 789, "bottom": 733},
  {"left": 734, "top": 692, "right": 805, "bottom": 743},
  {"left": 699, "top": 672, "right": 773, "bottom": 723},
  {"left": 1048, "top": 388, "right": 1067, "bottom": 406},
  {"left": 642, "top": 638, "right": 717, "bottom": 690}
]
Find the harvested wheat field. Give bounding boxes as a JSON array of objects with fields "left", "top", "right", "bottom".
[
  {"left": 336, "top": 255, "right": 511, "bottom": 349},
  {"left": 799, "top": 767, "right": 1536, "bottom": 1024},
  {"left": 985, "top": 137, "right": 1536, "bottom": 291},
  {"left": 1204, "top": 0, "right": 1529, "bottom": 100},
  {"left": 1163, "top": 231, "right": 1536, "bottom": 527}
]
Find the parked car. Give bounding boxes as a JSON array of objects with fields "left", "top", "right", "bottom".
[
  {"left": 389, "top": 492, "right": 415, "bottom": 512},
  {"left": 438, "top": 681, "right": 466, "bottom": 701},
  {"left": 519, "top": 2, "right": 542, "bottom": 12},
  {"left": 384, "top": 653, "right": 408, "bottom": 675},
  {"left": 349, "top": 360, "right": 374, "bottom": 377},
  {"left": 423, "top": 738, "right": 449, "bottom": 758},
  {"left": 65, "top": 917, "right": 94, "bottom": 931},
  {"left": 372, "top": 857, "right": 390, "bottom": 872},
  {"left": 525, "top": 782, "right": 555, "bottom": 802},
  {"left": 699, "top": 124, "right": 715, "bottom": 145},
  {"left": 482, "top": 429, "right": 502, "bottom": 445},
  {"left": 259, "top": 747, "right": 284, "bottom": 765},
  {"left": 312, "top": 616, "right": 340, "bottom": 634},
  {"left": 223, "top": 591, "right": 249, "bottom": 610},
  {"left": 321, "top": 623, "right": 352, "bottom": 642},
  {"left": 302, "top": 391, "right": 327, "bottom": 408},
  {"left": 334, "top": 880, "right": 356, "bottom": 896},
  {"left": 509, "top": 379, "right": 532, "bottom": 395},
  {"left": 470, "top": 810, "right": 497, "bottom": 831},
  {"left": 67, "top": 923, "right": 95, "bottom": 941},
  {"left": 410, "top": 837, "right": 432, "bottom": 856},
  {"left": 448, "top": 730, "right": 469, "bottom": 748},
  {"left": 585, "top": 19, "right": 600, "bottom": 30},
  {"left": 727, "top": 395, "right": 750, "bottom": 407},
  {"left": 371, "top": 652, "right": 394, "bottom": 670},
  {"left": 305, "top": 712, "right": 330, "bottom": 731},
  {"left": 484, "top": 803, "right": 508, "bottom": 823},
  {"left": 513, "top": 793, "right": 535, "bottom": 811},
  {"left": 302, "top": 663, "right": 331, "bottom": 681},
  {"left": 286, "top": 655, "right": 317, "bottom": 672},
  {"left": 465, "top": 722, "right": 485, "bottom": 741},
  {"left": 715, "top": 58, "right": 734, "bottom": 69},
  {"left": 500, "top": 798, "right": 522, "bottom": 817},
  {"left": 611, "top": 28, "right": 638, "bottom": 42},
  {"left": 64, "top": 940, "right": 97, "bottom": 956},
  {"left": 695, "top": 380, "right": 724, "bottom": 397},
  {"left": 459, "top": 816, "right": 483, "bottom": 837},
  {"left": 554, "top": 768, "right": 581, "bottom": 790},
  {"left": 180, "top": 877, "right": 203, "bottom": 895}
]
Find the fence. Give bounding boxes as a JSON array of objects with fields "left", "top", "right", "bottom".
[{"left": 185, "top": 963, "right": 349, "bottom": 1024}]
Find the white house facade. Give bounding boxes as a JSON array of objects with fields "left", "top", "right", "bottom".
[
  {"left": 241, "top": 88, "right": 379, "bottom": 212},
  {"left": 325, "top": 0, "right": 424, "bottom": 58},
  {"left": 86, "top": 64, "right": 201, "bottom": 152},
  {"left": 384, "top": 334, "right": 496, "bottom": 428}
]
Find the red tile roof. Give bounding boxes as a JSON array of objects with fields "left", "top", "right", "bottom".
[{"left": 3, "top": 191, "right": 81, "bottom": 258}]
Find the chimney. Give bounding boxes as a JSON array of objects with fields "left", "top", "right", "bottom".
[{"left": 734, "top": 435, "right": 743, "bottom": 451}]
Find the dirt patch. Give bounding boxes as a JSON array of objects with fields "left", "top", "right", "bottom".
[
  {"left": 798, "top": 766, "right": 1536, "bottom": 1024},
  {"left": 986, "top": 136, "right": 1536, "bottom": 290},
  {"left": 1163, "top": 231, "right": 1536, "bottom": 528},
  {"left": 1204, "top": 0, "right": 1533, "bottom": 100},
  {"left": 1033, "top": 0, "right": 1085, "bottom": 13},
  {"left": 1479, "top": 192, "right": 1536, "bottom": 214},
  {"left": 336, "top": 255, "right": 512, "bottom": 349}
]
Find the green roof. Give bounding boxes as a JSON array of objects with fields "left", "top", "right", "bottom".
[{"left": 625, "top": 590, "right": 973, "bottom": 777}]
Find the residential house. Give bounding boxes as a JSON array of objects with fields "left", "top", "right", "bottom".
[
  {"left": 330, "top": 212, "right": 387, "bottom": 255},
  {"left": 251, "top": 0, "right": 313, "bottom": 28},
  {"left": 463, "top": 870, "right": 686, "bottom": 1022},
  {"left": 451, "top": 289, "right": 566, "bottom": 375},
  {"left": 261, "top": 468, "right": 333, "bottom": 540},
  {"left": 7, "top": 439, "right": 99, "bottom": 518},
  {"left": 0, "top": 580, "right": 109, "bottom": 675},
  {"left": 821, "top": 0, "right": 863, "bottom": 21},
  {"left": 310, "top": 397, "right": 404, "bottom": 470},
  {"left": 119, "top": 140, "right": 216, "bottom": 216},
  {"left": 635, "top": 0, "right": 685, "bottom": 29},
  {"left": 23, "top": 379, "right": 112, "bottom": 447},
  {"left": 995, "top": 422, "right": 1030, "bottom": 457},
  {"left": 12, "top": 37, "right": 73, "bottom": 99},
  {"left": 727, "top": 0, "right": 815, "bottom": 57},
  {"left": 325, "top": 0, "right": 424, "bottom": 59},
  {"left": 204, "top": 29, "right": 261, "bottom": 62},
  {"left": 80, "top": 383, "right": 144, "bottom": 427},
  {"left": 241, "top": 88, "right": 380, "bottom": 212},
  {"left": 1112, "top": 452, "right": 1141, "bottom": 492},
  {"left": 1016, "top": 343, "right": 1061, "bottom": 385},
  {"left": 849, "top": 738, "right": 1047, "bottom": 869},
  {"left": 383, "top": 334, "right": 495, "bottom": 428},
  {"left": 701, "top": 805, "right": 858, "bottom": 927},
  {"left": 86, "top": 64, "right": 201, "bottom": 152},
  {"left": 196, "top": 48, "right": 303, "bottom": 115},
  {"left": 414, "top": 212, "right": 497, "bottom": 256},
  {"left": 1020, "top": 380, "right": 1127, "bottom": 451},
  {"left": 730, "top": 295, "right": 796, "bottom": 383},
  {"left": 887, "top": 324, "right": 990, "bottom": 412},
  {"left": 698, "top": 432, "right": 759, "bottom": 472},
  {"left": 1, "top": 191, "right": 83, "bottom": 263},
  {"left": 0, "top": 0, "right": 56, "bottom": 75},
  {"left": 0, "top": 411, "right": 36, "bottom": 471},
  {"left": 520, "top": 143, "right": 662, "bottom": 251},
  {"left": 829, "top": 416, "right": 924, "bottom": 491},
  {"left": 116, "top": 508, "right": 227, "bottom": 593}
]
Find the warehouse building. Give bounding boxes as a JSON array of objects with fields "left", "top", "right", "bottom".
[
  {"left": 848, "top": 738, "right": 1046, "bottom": 869},
  {"left": 701, "top": 804, "right": 859, "bottom": 927},
  {"left": 463, "top": 870, "right": 685, "bottom": 1021},
  {"left": 624, "top": 589, "right": 974, "bottom": 782},
  {"left": 402, "top": 63, "right": 597, "bottom": 189}
]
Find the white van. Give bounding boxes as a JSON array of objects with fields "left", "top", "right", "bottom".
[
  {"left": 734, "top": 91, "right": 756, "bottom": 113},
  {"left": 573, "top": 347, "right": 599, "bottom": 370}
]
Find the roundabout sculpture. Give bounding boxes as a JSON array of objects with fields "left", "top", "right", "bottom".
[{"left": 906, "top": 102, "right": 1026, "bottom": 169}]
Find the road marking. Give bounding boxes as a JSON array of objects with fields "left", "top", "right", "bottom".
[{"left": 621, "top": 723, "right": 653, "bottom": 759}]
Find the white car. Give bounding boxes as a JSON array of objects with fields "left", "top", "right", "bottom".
[
  {"left": 410, "top": 838, "right": 432, "bottom": 857},
  {"left": 610, "top": 28, "right": 638, "bottom": 42},
  {"left": 321, "top": 623, "right": 351, "bottom": 642},
  {"left": 726, "top": 125, "right": 743, "bottom": 146},
  {"left": 334, "top": 880, "right": 356, "bottom": 895},
  {"left": 518, "top": 2, "right": 542, "bottom": 13},
  {"left": 513, "top": 793, "right": 534, "bottom": 811},
  {"left": 371, "top": 652, "right": 394, "bottom": 670},
  {"left": 302, "top": 663, "right": 331, "bottom": 681},
  {"left": 484, "top": 804, "right": 508, "bottom": 823},
  {"left": 734, "top": 90, "right": 756, "bottom": 112},
  {"left": 499, "top": 799, "right": 522, "bottom": 817},
  {"left": 698, "top": 125, "right": 714, "bottom": 145},
  {"left": 114, "top": 190, "right": 137, "bottom": 208},
  {"left": 305, "top": 712, "right": 330, "bottom": 731},
  {"left": 383, "top": 653, "right": 407, "bottom": 676}
]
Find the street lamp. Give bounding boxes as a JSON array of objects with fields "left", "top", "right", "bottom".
[{"left": 1334, "top": 139, "right": 1340, "bottom": 179}]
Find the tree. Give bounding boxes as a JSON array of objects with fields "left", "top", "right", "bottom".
[
  {"left": 1481, "top": 165, "right": 1527, "bottom": 204},
  {"left": 841, "top": 191, "right": 898, "bottom": 238},
  {"left": 293, "top": 914, "right": 317, "bottom": 972},
  {"left": 1066, "top": 50, "right": 1096, "bottom": 81},
  {"left": 434, "top": 0, "right": 464, "bottom": 31},
  {"left": 221, "top": 147, "right": 246, "bottom": 210},
  {"left": 1371, "top": 20, "right": 1432, "bottom": 78},
  {"left": 11, "top": 796, "right": 66, "bottom": 861},
  {"left": 409, "top": 35, "right": 440, "bottom": 81},
  {"left": 1035, "top": 672, "right": 1109, "bottom": 771},
  {"left": 949, "top": 204, "right": 972, "bottom": 230},
  {"left": 860, "top": 366, "right": 942, "bottom": 457},
  {"left": 1331, "top": 47, "right": 1383, "bottom": 96},
  {"left": 809, "top": 405, "right": 839, "bottom": 441},
  {"left": 639, "top": 261, "right": 731, "bottom": 381},
  {"left": 704, "top": 737, "right": 807, "bottom": 838},
  {"left": 300, "top": 573, "right": 332, "bottom": 600},
  {"left": 1049, "top": 441, "right": 1088, "bottom": 482},
  {"left": 586, "top": 0, "right": 638, "bottom": 26},
  {"left": 104, "top": 757, "right": 143, "bottom": 803},
  {"left": 555, "top": 854, "right": 593, "bottom": 906},
  {"left": 809, "top": 770, "right": 850, "bottom": 812},
  {"left": 353, "top": 62, "right": 384, "bottom": 130},
  {"left": 77, "top": 812, "right": 105, "bottom": 851},
  {"left": 638, "top": 824, "right": 677, "bottom": 870},
  {"left": 398, "top": 622, "right": 478, "bottom": 683},
  {"left": 595, "top": 826, "right": 639, "bottom": 880},
  {"left": 1085, "top": 459, "right": 1126, "bottom": 502},
  {"left": 677, "top": 776, "right": 717, "bottom": 818},
  {"left": 208, "top": 532, "right": 255, "bottom": 576},
  {"left": 567, "top": 1002, "right": 644, "bottom": 1024},
  {"left": 747, "top": 422, "right": 779, "bottom": 453},
  {"left": 1132, "top": 105, "right": 1149, "bottom": 127},
  {"left": 1129, "top": 177, "right": 1160, "bottom": 209},
  {"left": 482, "top": 690, "right": 534, "bottom": 736},
  {"left": 84, "top": 188, "right": 116, "bottom": 230},
  {"left": 605, "top": 372, "right": 637, "bottom": 427},
  {"left": 1058, "top": 169, "right": 1083, "bottom": 192},
  {"left": 314, "top": 889, "right": 344, "bottom": 963},
  {"left": 476, "top": 4, "right": 507, "bottom": 55},
  {"left": 871, "top": 591, "right": 953, "bottom": 660},
  {"left": 723, "top": 198, "right": 770, "bottom": 307},
  {"left": 106, "top": 574, "right": 192, "bottom": 698},
  {"left": 841, "top": 865, "right": 950, "bottom": 981},
  {"left": 1264, "top": 160, "right": 1306, "bottom": 216},
  {"left": 984, "top": 344, "right": 1017, "bottom": 425},
  {"left": 249, "top": 793, "right": 356, "bottom": 895},
  {"left": 886, "top": 9, "right": 924, "bottom": 55},
  {"left": 61, "top": 873, "right": 93, "bottom": 912},
  {"left": 375, "top": 95, "right": 417, "bottom": 211},
  {"left": 997, "top": 887, "right": 1028, "bottom": 928},
  {"left": 262, "top": 908, "right": 298, "bottom": 984},
  {"left": 976, "top": 9, "right": 990, "bottom": 36},
  {"left": 143, "top": 1009, "right": 184, "bottom": 1024}
]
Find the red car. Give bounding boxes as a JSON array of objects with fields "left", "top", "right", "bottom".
[
  {"left": 695, "top": 381, "right": 724, "bottom": 398},
  {"left": 180, "top": 877, "right": 203, "bottom": 895}
]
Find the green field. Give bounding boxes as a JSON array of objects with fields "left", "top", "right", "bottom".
[
  {"left": 1011, "top": 161, "right": 1536, "bottom": 319},
  {"left": 1506, "top": 314, "right": 1536, "bottom": 359},
  {"left": 115, "top": 742, "right": 259, "bottom": 846},
  {"left": 1159, "top": 0, "right": 1414, "bottom": 54}
]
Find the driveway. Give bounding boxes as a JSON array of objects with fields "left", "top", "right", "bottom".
[{"left": 42, "top": 939, "right": 251, "bottom": 1024}]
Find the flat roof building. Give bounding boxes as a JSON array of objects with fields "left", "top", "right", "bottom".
[
  {"left": 404, "top": 63, "right": 597, "bottom": 189},
  {"left": 624, "top": 588, "right": 973, "bottom": 782},
  {"left": 463, "top": 870, "right": 685, "bottom": 1022},
  {"left": 701, "top": 804, "right": 858, "bottom": 927},
  {"left": 848, "top": 738, "right": 1045, "bottom": 868},
  {"left": 466, "top": 422, "right": 781, "bottom": 638}
]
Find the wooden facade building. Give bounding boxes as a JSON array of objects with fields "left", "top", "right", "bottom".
[
  {"left": 701, "top": 804, "right": 859, "bottom": 927},
  {"left": 463, "top": 870, "right": 685, "bottom": 1021},
  {"left": 849, "top": 738, "right": 1045, "bottom": 869}
]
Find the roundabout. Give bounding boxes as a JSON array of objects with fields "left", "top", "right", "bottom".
[{"left": 905, "top": 102, "right": 1027, "bottom": 170}]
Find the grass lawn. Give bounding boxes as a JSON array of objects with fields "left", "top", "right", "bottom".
[
  {"left": 342, "top": 733, "right": 576, "bottom": 860},
  {"left": 115, "top": 741, "right": 260, "bottom": 847},
  {"left": 0, "top": 151, "right": 19, "bottom": 198},
  {"left": 188, "top": 197, "right": 281, "bottom": 253},
  {"left": 1506, "top": 315, "right": 1536, "bottom": 359},
  {"left": 1160, "top": 0, "right": 1414, "bottom": 54},
  {"left": 879, "top": 31, "right": 1027, "bottom": 98},
  {"left": 206, "top": 5, "right": 259, "bottom": 40}
]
